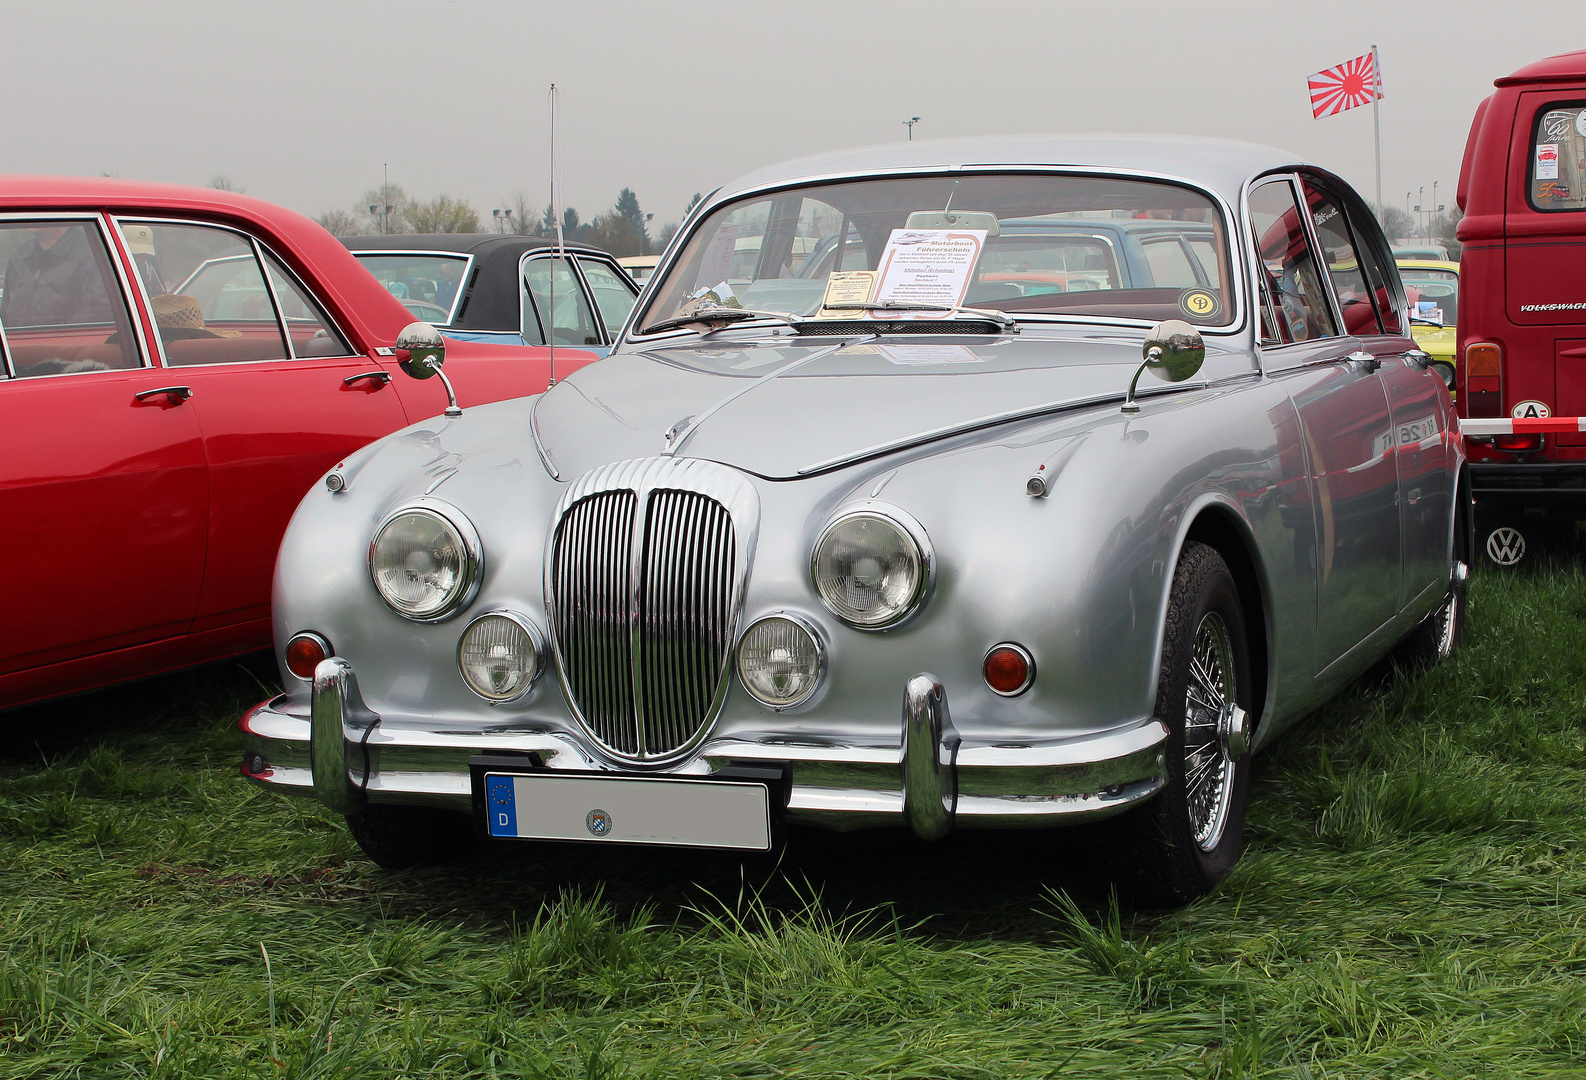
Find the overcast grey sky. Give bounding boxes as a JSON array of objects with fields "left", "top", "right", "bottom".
[{"left": 5, "top": 1, "right": 1584, "bottom": 232}]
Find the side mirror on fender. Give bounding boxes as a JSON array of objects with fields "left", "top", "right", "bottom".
[
  {"left": 1122, "top": 320, "right": 1206, "bottom": 413},
  {"left": 394, "top": 322, "right": 461, "bottom": 417}
]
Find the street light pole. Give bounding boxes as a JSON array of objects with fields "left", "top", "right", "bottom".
[{"left": 903, "top": 116, "right": 920, "bottom": 141}]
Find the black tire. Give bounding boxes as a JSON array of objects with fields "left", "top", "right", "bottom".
[
  {"left": 1104, "top": 542, "right": 1253, "bottom": 908},
  {"left": 345, "top": 803, "right": 474, "bottom": 870}
]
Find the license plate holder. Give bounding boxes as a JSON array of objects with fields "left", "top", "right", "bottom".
[{"left": 469, "top": 756, "right": 783, "bottom": 851}]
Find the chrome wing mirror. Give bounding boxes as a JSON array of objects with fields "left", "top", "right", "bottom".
[
  {"left": 1122, "top": 319, "right": 1205, "bottom": 413},
  {"left": 395, "top": 322, "right": 461, "bottom": 417}
]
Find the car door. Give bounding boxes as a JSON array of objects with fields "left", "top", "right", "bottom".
[
  {"left": 118, "top": 218, "right": 410, "bottom": 631},
  {"left": 0, "top": 216, "right": 208, "bottom": 678},
  {"left": 1250, "top": 177, "right": 1402, "bottom": 675},
  {"left": 1305, "top": 177, "right": 1457, "bottom": 611}
]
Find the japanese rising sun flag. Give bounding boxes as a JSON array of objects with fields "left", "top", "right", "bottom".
[{"left": 1308, "top": 53, "right": 1381, "bottom": 118}]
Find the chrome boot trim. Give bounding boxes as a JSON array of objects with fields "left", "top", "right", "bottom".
[
  {"left": 901, "top": 674, "right": 959, "bottom": 840},
  {"left": 310, "top": 657, "right": 380, "bottom": 815}
]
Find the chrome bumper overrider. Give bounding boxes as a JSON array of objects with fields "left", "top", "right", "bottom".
[{"left": 238, "top": 658, "right": 1168, "bottom": 836}]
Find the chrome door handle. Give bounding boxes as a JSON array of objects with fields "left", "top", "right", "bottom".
[
  {"left": 1347, "top": 351, "right": 1380, "bottom": 373},
  {"left": 343, "top": 370, "right": 393, "bottom": 387},
  {"left": 134, "top": 385, "right": 192, "bottom": 403}
]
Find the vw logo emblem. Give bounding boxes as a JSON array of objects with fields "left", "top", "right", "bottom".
[
  {"left": 585, "top": 809, "right": 613, "bottom": 836},
  {"left": 1486, "top": 526, "right": 1526, "bottom": 566}
]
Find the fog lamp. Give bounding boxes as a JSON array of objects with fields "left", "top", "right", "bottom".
[
  {"left": 737, "top": 615, "right": 824, "bottom": 709},
  {"left": 458, "top": 611, "right": 543, "bottom": 702}
]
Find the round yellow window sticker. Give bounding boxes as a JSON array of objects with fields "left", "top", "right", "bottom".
[{"left": 1179, "top": 289, "right": 1221, "bottom": 320}]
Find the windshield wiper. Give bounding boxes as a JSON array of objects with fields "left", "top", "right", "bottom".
[
  {"left": 821, "top": 302, "right": 1019, "bottom": 331},
  {"left": 647, "top": 303, "right": 805, "bottom": 335}
]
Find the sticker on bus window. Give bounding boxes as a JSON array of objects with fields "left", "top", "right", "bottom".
[
  {"left": 1577, "top": 110, "right": 1586, "bottom": 138},
  {"left": 1537, "top": 144, "right": 1560, "bottom": 180}
]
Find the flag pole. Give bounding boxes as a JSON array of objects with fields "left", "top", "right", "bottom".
[{"left": 1371, "top": 44, "right": 1383, "bottom": 217}]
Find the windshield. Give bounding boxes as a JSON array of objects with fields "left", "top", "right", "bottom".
[
  {"left": 352, "top": 253, "right": 469, "bottom": 324},
  {"left": 1398, "top": 267, "right": 1458, "bottom": 325},
  {"left": 639, "top": 173, "right": 1232, "bottom": 333}
]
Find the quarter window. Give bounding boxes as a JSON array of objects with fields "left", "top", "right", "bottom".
[
  {"left": 1248, "top": 181, "right": 1336, "bottom": 343},
  {"left": 1305, "top": 184, "right": 1381, "bottom": 336},
  {"left": 260, "top": 252, "right": 355, "bottom": 357},
  {"left": 522, "top": 257, "right": 602, "bottom": 347},
  {"left": 0, "top": 221, "right": 141, "bottom": 377},
  {"left": 576, "top": 258, "right": 638, "bottom": 337}
]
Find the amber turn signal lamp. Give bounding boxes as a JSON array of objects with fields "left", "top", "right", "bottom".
[
  {"left": 983, "top": 643, "right": 1036, "bottom": 697},
  {"left": 1466, "top": 343, "right": 1500, "bottom": 378},
  {"left": 284, "top": 632, "right": 331, "bottom": 681}
]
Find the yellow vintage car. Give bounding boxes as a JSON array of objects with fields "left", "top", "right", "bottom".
[{"left": 1397, "top": 259, "right": 1458, "bottom": 389}]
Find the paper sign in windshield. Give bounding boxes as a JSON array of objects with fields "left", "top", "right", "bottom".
[
  {"left": 872, "top": 229, "right": 987, "bottom": 312},
  {"left": 819, "top": 270, "right": 878, "bottom": 316}
]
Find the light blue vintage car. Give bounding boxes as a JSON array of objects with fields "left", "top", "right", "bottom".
[{"left": 241, "top": 136, "right": 1468, "bottom": 905}]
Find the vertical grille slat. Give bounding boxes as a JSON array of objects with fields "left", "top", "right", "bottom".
[{"left": 550, "top": 471, "right": 739, "bottom": 761}]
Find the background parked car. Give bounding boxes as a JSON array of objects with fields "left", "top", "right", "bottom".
[
  {"left": 343, "top": 234, "right": 638, "bottom": 356},
  {"left": 243, "top": 136, "right": 1467, "bottom": 907},
  {"left": 0, "top": 177, "right": 594, "bottom": 712},
  {"left": 1398, "top": 258, "right": 1459, "bottom": 389},
  {"left": 616, "top": 254, "right": 659, "bottom": 283}
]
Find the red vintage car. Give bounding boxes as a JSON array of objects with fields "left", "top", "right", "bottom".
[{"left": 0, "top": 176, "right": 593, "bottom": 710}]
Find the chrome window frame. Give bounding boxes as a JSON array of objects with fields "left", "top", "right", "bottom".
[
  {"left": 571, "top": 251, "right": 641, "bottom": 340},
  {"left": 0, "top": 211, "right": 154, "bottom": 380},
  {"left": 623, "top": 165, "right": 1249, "bottom": 345},
  {"left": 1241, "top": 172, "right": 1347, "bottom": 373},
  {"left": 110, "top": 215, "right": 359, "bottom": 369},
  {"left": 519, "top": 250, "right": 610, "bottom": 347},
  {"left": 347, "top": 249, "right": 474, "bottom": 327}
]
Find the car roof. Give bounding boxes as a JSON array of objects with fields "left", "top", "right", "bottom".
[
  {"left": 0, "top": 174, "right": 414, "bottom": 348},
  {"left": 1496, "top": 50, "right": 1586, "bottom": 87},
  {"left": 711, "top": 134, "right": 1308, "bottom": 208},
  {"left": 341, "top": 233, "right": 609, "bottom": 258}
]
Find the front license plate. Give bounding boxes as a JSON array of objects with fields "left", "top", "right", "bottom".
[{"left": 482, "top": 772, "right": 772, "bottom": 851}]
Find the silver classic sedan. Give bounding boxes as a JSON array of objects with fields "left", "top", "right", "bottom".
[{"left": 240, "top": 136, "right": 1468, "bottom": 905}]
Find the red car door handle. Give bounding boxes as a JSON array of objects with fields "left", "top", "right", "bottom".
[
  {"left": 134, "top": 385, "right": 193, "bottom": 403},
  {"left": 343, "top": 370, "right": 393, "bottom": 387}
]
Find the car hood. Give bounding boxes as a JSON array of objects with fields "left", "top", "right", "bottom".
[{"left": 532, "top": 331, "right": 1224, "bottom": 480}]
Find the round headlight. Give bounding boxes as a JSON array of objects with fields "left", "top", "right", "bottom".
[
  {"left": 458, "top": 611, "right": 543, "bottom": 702},
  {"left": 810, "top": 510, "right": 929, "bottom": 629},
  {"left": 369, "top": 503, "right": 480, "bottom": 621},
  {"left": 737, "top": 615, "right": 824, "bottom": 709}
]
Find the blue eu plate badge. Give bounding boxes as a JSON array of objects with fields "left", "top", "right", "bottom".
[{"left": 486, "top": 774, "right": 518, "bottom": 837}]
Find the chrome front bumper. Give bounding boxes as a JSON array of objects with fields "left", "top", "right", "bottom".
[{"left": 239, "top": 657, "right": 1168, "bottom": 837}]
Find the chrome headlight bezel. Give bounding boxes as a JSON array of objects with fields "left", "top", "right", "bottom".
[
  {"left": 736, "top": 610, "right": 828, "bottom": 711},
  {"left": 456, "top": 609, "right": 546, "bottom": 704},
  {"left": 809, "top": 504, "right": 934, "bottom": 631},
  {"left": 367, "top": 498, "right": 483, "bottom": 623}
]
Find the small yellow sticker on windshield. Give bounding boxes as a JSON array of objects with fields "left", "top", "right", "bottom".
[
  {"left": 1179, "top": 289, "right": 1221, "bottom": 320},
  {"left": 818, "top": 270, "right": 877, "bottom": 317}
]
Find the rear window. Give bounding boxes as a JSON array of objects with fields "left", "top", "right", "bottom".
[{"left": 1528, "top": 102, "right": 1586, "bottom": 211}]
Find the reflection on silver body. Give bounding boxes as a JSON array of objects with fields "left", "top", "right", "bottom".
[{"left": 241, "top": 136, "right": 1464, "bottom": 857}]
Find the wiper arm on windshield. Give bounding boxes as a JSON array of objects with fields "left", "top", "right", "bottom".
[
  {"left": 647, "top": 303, "right": 805, "bottom": 336},
  {"left": 821, "top": 302, "right": 1019, "bottom": 331}
]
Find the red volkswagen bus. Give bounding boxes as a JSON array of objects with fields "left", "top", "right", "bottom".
[{"left": 1458, "top": 50, "right": 1586, "bottom": 564}]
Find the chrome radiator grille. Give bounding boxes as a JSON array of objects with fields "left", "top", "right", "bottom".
[{"left": 547, "top": 459, "right": 758, "bottom": 763}]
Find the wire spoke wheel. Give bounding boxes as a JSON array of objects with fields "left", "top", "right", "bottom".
[{"left": 1184, "top": 611, "right": 1235, "bottom": 851}]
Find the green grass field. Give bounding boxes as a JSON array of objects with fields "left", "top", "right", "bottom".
[{"left": 3, "top": 563, "right": 1584, "bottom": 1079}]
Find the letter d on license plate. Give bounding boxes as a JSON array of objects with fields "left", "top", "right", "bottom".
[{"left": 483, "top": 772, "right": 771, "bottom": 850}]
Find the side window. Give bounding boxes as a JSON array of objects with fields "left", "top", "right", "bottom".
[
  {"left": 0, "top": 221, "right": 141, "bottom": 377},
  {"left": 1140, "top": 238, "right": 1201, "bottom": 287},
  {"left": 522, "top": 257, "right": 602, "bottom": 347},
  {"left": 1530, "top": 102, "right": 1586, "bottom": 211},
  {"left": 576, "top": 258, "right": 638, "bottom": 337},
  {"left": 1336, "top": 195, "right": 1403, "bottom": 335},
  {"left": 1304, "top": 183, "right": 1381, "bottom": 336},
  {"left": 1248, "top": 181, "right": 1337, "bottom": 343},
  {"left": 122, "top": 222, "right": 288, "bottom": 366},
  {"left": 260, "top": 251, "right": 356, "bottom": 357}
]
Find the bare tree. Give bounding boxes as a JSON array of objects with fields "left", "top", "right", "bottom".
[
  {"left": 357, "top": 183, "right": 409, "bottom": 233},
  {"left": 316, "top": 209, "right": 361, "bottom": 236},
  {"left": 406, "top": 195, "right": 480, "bottom": 234},
  {"left": 209, "top": 174, "right": 243, "bottom": 192},
  {"left": 1373, "top": 204, "right": 1415, "bottom": 242}
]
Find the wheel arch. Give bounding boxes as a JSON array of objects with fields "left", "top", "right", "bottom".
[{"left": 1168, "top": 496, "right": 1274, "bottom": 743}]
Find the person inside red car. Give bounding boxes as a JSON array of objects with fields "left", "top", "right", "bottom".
[{"left": 1, "top": 225, "right": 114, "bottom": 326}]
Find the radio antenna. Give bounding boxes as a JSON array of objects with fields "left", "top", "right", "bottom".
[{"left": 547, "top": 83, "right": 564, "bottom": 388}]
